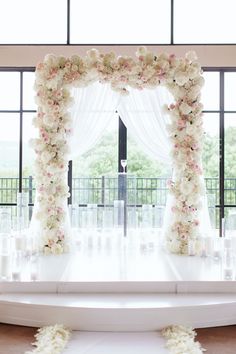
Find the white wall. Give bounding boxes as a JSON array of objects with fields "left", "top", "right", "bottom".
[{"left": 0, "top": 45, "right": 235, "bottom": 67}]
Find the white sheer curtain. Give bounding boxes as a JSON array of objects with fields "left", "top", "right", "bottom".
[
  {"left": 117, "top": 86, "right": 173, "bottom": 165},
  {"left": 30, "top": 82, "right": 120, "bottom": 246},
  {"left": 69, "top": 82, "right": 120, "bottom": 158},
  {"left": 117, "top": 86, "right": 212, "bottom": 239}
]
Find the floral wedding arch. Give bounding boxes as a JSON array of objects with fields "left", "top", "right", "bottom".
[{"left": 31, "top": 47, "right": 205, "bottom": 255}]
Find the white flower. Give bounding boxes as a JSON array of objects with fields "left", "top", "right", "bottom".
[
  {"left": 174, "top": 71, "right": 189, "bottom": 86},
  {"left": 162, "top": 325, "right": 204, "bottom": 354},
  {"left": 179, "top": 102, "right": 192, "bottom": 114},
  {"left": 185, "top": 51, "right": 198, "bottom": 62},
  {"left": 25, "top": 324, "right": 71, "bottom": 354},
  {"left": 136, "top": 46, "right": 148, "bottom": 57},
  {"left": 187, "top": 85, "right": 201, "bottom": 101}
]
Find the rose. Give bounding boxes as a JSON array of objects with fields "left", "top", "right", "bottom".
[
  {"left": 185, "top": 50, "right": 198, "bottom": 62},
  {"left": 175, "top": 71, "right": 189, "bottom": 86}
]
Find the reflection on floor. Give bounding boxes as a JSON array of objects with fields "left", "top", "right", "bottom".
[{"left": 2, "top": 229, "right": 235, "bottom": 282}]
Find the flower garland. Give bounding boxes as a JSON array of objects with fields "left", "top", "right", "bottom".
[
  {"left": 162, "top": 325, "right": 205, "bottom": 354},
  {"left": 25, "top": 324, "right": 71, "bottom": 354},
  {"left": 33, "top": 46, "right": 204, "bottom": 254}
]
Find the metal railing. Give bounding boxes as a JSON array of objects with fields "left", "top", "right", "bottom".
[
  {"left": 1, "top": 176, "right": 231, "bottom": 229},
  {"left": 0, "top": 176, "right": 222, "bottom": 206}
]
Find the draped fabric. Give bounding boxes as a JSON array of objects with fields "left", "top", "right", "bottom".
[
  {"left": 30, "top": 82, "right": 120, "bottom": 244},
  {"left": 68, "top": 82, "right": 120, "bottom": 158},
  {"left": 31, "top": 82, "right": 212, "bottom": 249},
  {"left": 117, "top": 86, "right": 173, "bottom": 165},
  {"left": 67, "top": 83, "right": 212, "bottom": 239}
]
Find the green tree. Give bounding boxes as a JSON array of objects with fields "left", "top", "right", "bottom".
[{"left": 73, "top": 132, "right": 171, "bottom": 177}]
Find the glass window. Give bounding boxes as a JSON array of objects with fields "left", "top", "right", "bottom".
[
  {"left": 72, "top": 114, "right": 118, "bottom": 204},
  {"left": 23, "top": 113, "right": 37, "bottom": 204},
  {"left": 225, "top": 73, "right": 236, "bottom": 111},
  {"left": 202, "top": 72, "right": 219, "bottom": 111},
  {"left": 224, "top": 114, "right": 236, "bottom": 206},
  {"left": 23, "top": 113, "right": 37, "bottom": 177},
  {"left": 127, "top": 134, "right": 171, "bottom": 178},
  {"left": 70, "top": 0, "right": 171, "bottom": 44},
  {"left": 174, "top": 0, "right": 236, "bottom": 43},
  {"left": 202, "top": 112, "right": 219, "bottom": 229},
  {"left": 0, "top": 113, "right": 19, "bottom": 204},
  {"left": 127, "top": 133, "right": 171, "bottom": 226},
  {"left": 0, "top": 0, "right": 67, "bottom": 44},
  {"left": 202, "top": 113, "right": 219, "bottom": 178},
  {"left": 0, "top": 72, "right": 20, "bottom": 110},
  {"left": 23, "top": 72, "right": 37, "bottom": 110}
]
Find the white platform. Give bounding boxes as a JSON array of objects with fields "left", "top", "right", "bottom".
[
  {"left": 1, "top": 237, "right": 236, "bottom": 331},
  {"left": 3, "top": 236, "right": 234, "bottom": 282}
]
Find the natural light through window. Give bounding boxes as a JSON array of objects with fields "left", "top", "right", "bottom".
[
  {"left": 0, "top": 0, "right": 67, "bottom": 44},
  {"left": 70, "top": 0, "right": 171, "bottom": 44},
  {"left": 174, "top": 0, "right": 236, "bottom": 43}
]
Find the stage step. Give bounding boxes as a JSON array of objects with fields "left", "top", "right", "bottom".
[
  {"left": 1, "top": 292, "right": 236, "bottom": 331},
  {"left": 1, "top": 280, "right": 236, "bottom": 294}
]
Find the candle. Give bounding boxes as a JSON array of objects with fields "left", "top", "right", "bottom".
[
  {"left": 205, "top": 237, "right": 213, "bottom": 256},
  {"left": 30, "top": 272, "right": 38, "bottom": 281},
  {"left": 15, "top": 237, "right": 23, "bottom": 251},
  {"left": 223, "top": 268, "right": 233, "bottom": 280},
  {"left": 222, "top": 218, "right": 225, "bottom": 238},
  {"left": 0, "top": 254, "right": 11, "bottom": 278},
  {"left": 224, "top": 238, "right": 232, "bottom": 249},
  {"left": 12, "top": 271, "right": 21, "bottom": 281},
  {"left": 188, "top": 240, "right": 196, "bottom": 256},
  {"left": 201, "top": 248, "right": 207, "bottom": 257},
  {"left": 213, "top": 250, "right": 221, "bottom": 260}
]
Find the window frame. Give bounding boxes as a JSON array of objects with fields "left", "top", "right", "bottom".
[
  {"left": 0, "top": 67, "right": 36, "bottom": 207},
  {"left": 202, "top": 67, "right": 236, "bottom": 235}
]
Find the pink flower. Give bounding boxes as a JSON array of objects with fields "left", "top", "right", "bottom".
[
  {"left": 48, "top": 239, "right": 55, "bottom": 246},
  {"left": 36, "top": 62, "right": 44, "bottom": 70},
  {"left": 185, "top": 135, "right": 192, "bottom": 143},
  {"left": 177, "top": 119, "right": 186, "bottom": 128},
  {"left": 191, "top": 143, "right": 199, "bottom": 150},
  {"left": 47, "top": 99, "right": 54, "bottom": 106},
  {"left": 167, "top": 179, "right": 174, "bottom": 187}
]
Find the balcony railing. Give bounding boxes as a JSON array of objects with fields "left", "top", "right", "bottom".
[
  {"left": 0, "top": 176, "right": 223, "bottom": 206},
  {"left": 3, "top": 176, "right": 235, "bottom": 229}
]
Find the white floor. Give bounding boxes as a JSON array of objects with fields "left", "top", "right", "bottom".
[
  {"left": 9, "top": 232, "right": 233, "bottom": 282},
  {"left": 64, "top": 332, "right": 169, "bottom": 354}
]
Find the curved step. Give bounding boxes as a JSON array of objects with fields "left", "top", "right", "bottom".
[{"left": 1, "top": 292, "right": 236, "bottom": 331}]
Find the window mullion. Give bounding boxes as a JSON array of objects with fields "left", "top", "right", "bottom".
[
  {"left": 219, "top": 71, "right": 225, "bottom": 236},
  {"left": 67, "top": 0, "right": 70, "bottom": 44},
  {"left": 19, "top": 71, "right": 23, "bottom": 193},
  {"left": 171, "top": 0, "right": 174, "bottom": 44},
  {"left": 118, "top": 116, "right": 127, "bottom": 173},
  {"left": 68, "top": 160, "right": 72, "bottom": 205}
]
